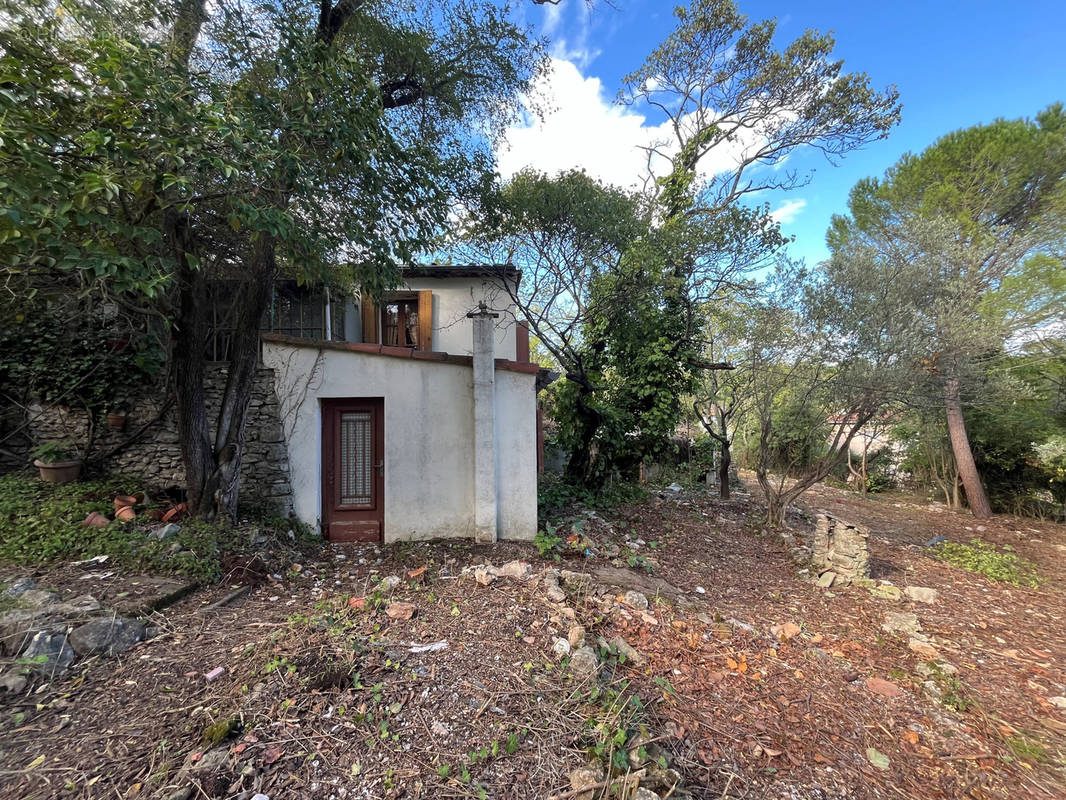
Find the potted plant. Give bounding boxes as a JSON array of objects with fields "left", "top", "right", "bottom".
[{"left": 32, "top": 441, "right": 82, "bottom": 484}]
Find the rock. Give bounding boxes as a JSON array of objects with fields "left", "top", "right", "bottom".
[
  {"left": 380, "top": 575, "right": 402, "bottom": 591},
  {"left": 665, "top": 483, "right": 682, "bottom": 493},
  {"left": 1049, "top": 696, "right": 1066, "bottom": 709},
  {"left": 882, "top": 612, "right": 922, "bottom": 636},
  {"left": 816, "top": 571, "right": 837, "bottom": 588},
  {"left": 69, "top": 617, "right": 146, "bottom": 657},
  {"left": 22, "top": 629, "right": 75, "bottom": 677},
  {"left": 569, "top": 646, "right": 600, "bottom": 679},
  {"left": 622, "top": 590, "right": 649, "bottom": 610},
  {"left": 569, "top": 765, "right": 605, "bottom": 800},
  {"left": 149, "top": 523, "right": 182, "bottom": 540},
  {"left": 904, "top": 586, "right": 939, "bottom": 604},
  {"left": 908, "top": 636, "right": 941, "bottom": 660},
  {"left": 473, "top": 567, "right": 496, "bottom": 587},
  {"left": 3, "top": 577, "right": 35, "bottom": 598},
  {"left": 870, "top": 582, "right": 903, "bottom": 601},
  {"left": 924, "top": 535, "right": 947, "bottom": 548},
  {"left": 53, "top": 595, "right": 103, "bottom": 616},
  {"left": 609, "top": 636, "right": 645, "bottom": 666},
  {"left": 0, "top": 671, "right": 27, "bottom": 693},
  {"left": 552, "top": 638, "right": 571, "bottom": 658},
  {"left": 543, "top": 573, "right": 566, "bottom": 603},
  {"left": 83, "top": 512, "right": 110, "bottom": 529},
  {"left": 385, "top": 602, "right": 416, "bottom": 620},
  {"left": 497, "top": 561, "right": 532, "bottom": 580},
  {"left": 0, "top": 609, "right": 45, "bottom": 655},
  {"left": 568, "top": 625, "right": 586, "bottom": 648},
  {"left": 635, "top": 789, "right": 662, "bottom": 800},
  {"left": 561, "top": 570, "right": 593, "bottom": 592},
  {"left": 17, "top": 589, "right": 61, "bottom": 608},
  {"left": 865, "top": 677, "right": 903, "bottom": 698}
]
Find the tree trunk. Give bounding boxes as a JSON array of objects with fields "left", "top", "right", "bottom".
[
  {"left": 718, "top": 440, "right": 731, "bottom": 500},
  {"left": 944, "top": 376, "right": 992, "bottom": 519},
  {"left": 564, "top": 382, "right": 602, "bottom": 487}
]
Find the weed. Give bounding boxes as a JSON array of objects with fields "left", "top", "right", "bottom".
[
  {"left": 534, "top": 523, "right": 562, "bottom": 559},
  {"left": 933, "top": 539, "right": 1040, "bottom": 587},
  {"left": 1005, "top": 733, "right": 1047, "bottom": 762}
]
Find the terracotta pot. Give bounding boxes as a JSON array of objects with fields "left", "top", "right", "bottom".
[
  {"left": 114, "top": 495, "right": 138, "bottom": 511},
  {"left": 115, "top": 505, "right": 136, "bottom": 522},
  {"left": 34, "top": 459, "right": 82, "bottom": 484},
  {"left": 107, "top": 413, "right": 127, "bottom": 430},
  {"left": 162, "top": 502, "right": 188, "bottom": 523},
  {"left": 147, "top": 508, "right": 165, "bottom": 522},
  {"left": 83, "top": 511, "right": 110, "bottom": 529}
]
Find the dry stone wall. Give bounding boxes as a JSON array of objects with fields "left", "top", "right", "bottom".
[
  {"left": 811, "top": 512, "right": 871, "bottom": 587},
  {"left": 16, "top": 367, "right": 293, "bottom": 514}
]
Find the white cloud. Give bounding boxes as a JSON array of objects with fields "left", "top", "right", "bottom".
[
  {"left": 495, "top": 58, "right": 768, "bottom": 194},
  {"left": 770, "top": 198, "right": 807, "bottom": 225}
]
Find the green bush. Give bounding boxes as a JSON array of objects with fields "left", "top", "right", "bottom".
[{"left": 933, "top": 538, "right": 1040, "bottom": 587}]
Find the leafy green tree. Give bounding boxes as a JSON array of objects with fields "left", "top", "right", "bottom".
[
  {"left": 828, "top": 106, "right": 1066, "bottom": 518},
  {"left": 0, "top": 0, "right": 543, "bottom": 519}
]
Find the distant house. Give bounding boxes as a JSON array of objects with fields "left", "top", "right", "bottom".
[{"left": 261, "top": 265, "right": 542, "bottom": 544}]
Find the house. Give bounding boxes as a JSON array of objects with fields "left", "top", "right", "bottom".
[{"left": 260, "top": 265, "right": 541, "bottom": 544}]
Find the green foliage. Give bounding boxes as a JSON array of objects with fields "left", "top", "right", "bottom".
[
  {"left": 0, "top": 307, "right": 163, "bottom": 413},
  {"left": 933, "top": 539, "right": 1040, "bottom": 587},
  {"left": 534, "top": 524, "right": 562, "bottom": 560},
  {"left": 537, "top": 475, "right": 648, "bottom": 522},
  {"left": 1005, "top": 733, "right": 1047, "bottom": 763},
  {"left": 0, "top": 473, "right": 272, "bottom": 582},
  {"left": 31, "top": 441, "right": 79, "bottom": 464}
]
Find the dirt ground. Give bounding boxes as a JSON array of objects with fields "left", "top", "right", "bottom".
[{"left": 1, "top": 481, "right": 1064, "bottom": 800}]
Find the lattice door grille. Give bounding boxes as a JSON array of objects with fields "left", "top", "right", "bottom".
[{"left": 339, "top": 411, "right": 372, "bottom": 506}]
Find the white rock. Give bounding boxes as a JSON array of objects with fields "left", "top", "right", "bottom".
[
  {"left": 904, "top": 586, "right": 939, "bottom": 604},
  {"left": 1050, "top": 696, "right": 1066, "bottom": 709},
  {"left": 552, "top": 638, "right": 571, "bottom": 658}
]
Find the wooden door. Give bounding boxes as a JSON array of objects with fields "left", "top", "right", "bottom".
[{"left": 321, "top": 398, "right": 384, "bottom": 542}]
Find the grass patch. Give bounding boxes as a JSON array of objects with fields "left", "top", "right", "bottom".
[
  {"left": 0, "top": 472, "right": 305, "bottom": 582},
  {"left": 932, "top": 538, "right": 1040, "bottom": 587}
]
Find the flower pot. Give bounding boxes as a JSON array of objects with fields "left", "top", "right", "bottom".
[
  {"left": 107, "top": 413, "right": 128, "bottom": 431},
  {"left": 162, "top": 502, "right": 188, "bottom": 523},
  {"left": 114, "top": 495, "right": 138, "bottom": 512},
  {"left": 34, "top": 459, "right": 82, "bottom": 484},
  {"left": 115, "top": 505, "right": 136, "bottom": 522},
  {"left": 83, "top": 511, "right": 110, "bottom": 529}
]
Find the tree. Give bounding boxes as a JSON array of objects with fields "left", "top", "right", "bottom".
[
  {"left": 470, "top": 0, "right": 901, "bottom": 487},
  {"left": 828, "top": 106, "right": 1066, "bottom": 518},
  {"left": 0, "top": 0, "right": 544, "bottom": 519},
  {"left": 692, "top": 304, "right": 751, "bottom": 499},
  {"left": 743, "top": 258, "right": 913, "bottom": 527},
  {"left": 467, "top": 169, "right": 649, "bottom": 482}
]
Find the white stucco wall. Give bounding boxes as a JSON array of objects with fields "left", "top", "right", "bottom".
[{"left": 262, "top": 341, "right": 537, "bottom": 542}]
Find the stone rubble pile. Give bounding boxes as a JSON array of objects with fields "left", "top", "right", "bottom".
[
  {"left": 0, "top": 577, "right": 150, "bottom": 691},
  {"left": 811, "top": 512, "right": 871, "bottom": 587}
]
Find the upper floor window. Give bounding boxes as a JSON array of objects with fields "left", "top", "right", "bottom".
[{"left": 362, "top": 290, "right": 432, "bottom": 351}]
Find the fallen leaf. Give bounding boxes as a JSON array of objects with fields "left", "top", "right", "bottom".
[
  {"left": 25, "top": 755, "right": 45, "bottom": 771},
  {"left": 866, "top": 747, "right": 890, "bottom": 770},
  {"left": 771, "top": 622, "right": 802, "bottom": 641},
  {"left": 262, "top": 746, "right": 283, "bottom": 765},
  {"left": 902, "top": 730, "right": 919, "bottom": 745},
  {"left": 349, "top": 596, "right": 367, "bottom": 610}
]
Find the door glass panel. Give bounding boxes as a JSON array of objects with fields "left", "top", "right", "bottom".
[{"left": 339, "top": 411, "right": 372, "bottom": 506}]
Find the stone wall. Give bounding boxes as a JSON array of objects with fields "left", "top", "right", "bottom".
[
  {"left": 12, "top": 367, "right": 293, "bottom": 514},
  {"left": 811, "top": 512, "right": 870, "bottom": 587}
]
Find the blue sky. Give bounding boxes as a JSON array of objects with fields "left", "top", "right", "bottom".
[{"left": 497, "top": 0, "right": 1066, "bottom": 267}]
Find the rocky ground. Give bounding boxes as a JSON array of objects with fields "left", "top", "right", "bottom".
[{"left": 0, "top": 482, "right": 1064, "bottom": 800}]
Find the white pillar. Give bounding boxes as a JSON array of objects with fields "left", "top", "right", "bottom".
[{"left": 468, "top": 302, "right": 499, "bottom": 543}]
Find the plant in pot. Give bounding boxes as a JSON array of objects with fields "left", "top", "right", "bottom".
[{"left": 32, "top": 441, "right": 83, "bottom": 484}]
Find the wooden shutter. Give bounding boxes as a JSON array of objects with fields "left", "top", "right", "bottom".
[
  {"left": 417, "top": 290, "right": 432, "bottom": 351},
  {"left": 361, "top": 292, "right": 378, "bottom": 344}
]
